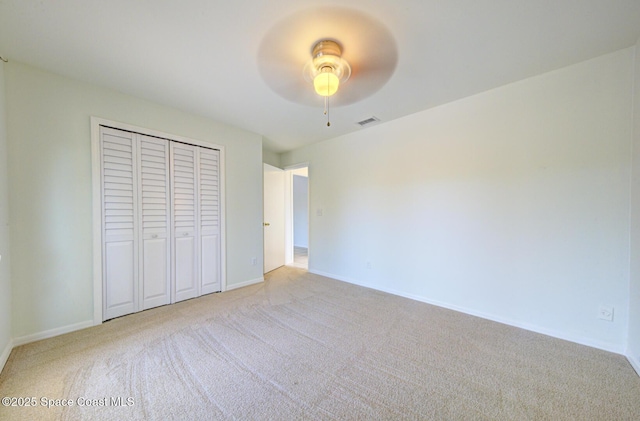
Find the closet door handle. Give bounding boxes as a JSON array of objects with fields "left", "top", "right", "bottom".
[{"left": 151, "top": 234, "right": 158, "bottom": 239}]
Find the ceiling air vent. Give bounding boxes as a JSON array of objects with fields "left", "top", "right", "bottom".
[{"left": 356, "top": 116, "right": 380, "bottom": 127}]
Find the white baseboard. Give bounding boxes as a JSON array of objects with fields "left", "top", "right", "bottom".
[
  {"left": 627, "top": 354, "right": 640, "bottom": 377},
  {"left": 310, "top": 269, "right": 624, "bottom": 355},
  {"left": 6, "top": 278, "right": 267, "bottom": 349},
  {"left": 12, "top": 320, "right": 94, "bottom": 347},
  {"left": 225, "top": 276, "right": 264, "bottom": 292},
  {"left": 1, "top": 338, "right": 13, "bottom": 374}
]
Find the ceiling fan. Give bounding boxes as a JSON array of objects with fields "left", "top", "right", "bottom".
[
  {"left": 257, "top": 7, "right": 398, "bottom": 125},
  {"left": 303, "top": 39, "right": 351, "bottom": 126}
]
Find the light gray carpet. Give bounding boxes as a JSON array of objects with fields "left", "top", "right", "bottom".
[{"left": 1, "top": 266, "right": 639, "bottom": 420}]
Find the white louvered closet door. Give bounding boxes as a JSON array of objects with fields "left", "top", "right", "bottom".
[
  {"left": 138, "top": 135, "right": 171, "bottom": 310},
  {"left": 101, "top": 126, "right": 222, "bottom": 320},
  {"left": 199, "top": 149, "right": 221, "bottom": 294},
  {"left": 101, "top": 127, "right": 138, "bottom": 320},
  {"left": 170, "top": 143, "right": 199, "bottom": 302}
]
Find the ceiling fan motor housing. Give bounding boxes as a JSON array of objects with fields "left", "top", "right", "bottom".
[{"left": 306, "top": 39, "right": 351, "bottom": 84}]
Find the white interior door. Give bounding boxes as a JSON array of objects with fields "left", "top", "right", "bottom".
[
  {"left": 138, "top": 135, "right": 171, "bottom": 310},
  {"left": 199, "top": 148, "right": 221, "bottom": 294},
  {"left": 101, "top": 128, "right": 138, "bottom": 320},
  {"left": 263, "top": 163, "right": 285, "bottom": 273},
  {"left": 171, "top": 143, "right": 199, "bottom": 302}
]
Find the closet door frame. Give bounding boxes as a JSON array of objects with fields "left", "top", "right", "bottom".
[{"left": 91, "top": 117, "right": 227, "bottom": 325}]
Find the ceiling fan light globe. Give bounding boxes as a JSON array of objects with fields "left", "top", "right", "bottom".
[{"left": 313, "top": 72, "right": 340, "bottom": 97}]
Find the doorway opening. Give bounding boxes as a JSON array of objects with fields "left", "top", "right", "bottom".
[{"left": 285, "top": 165, "right": 309, "bottom": 269}]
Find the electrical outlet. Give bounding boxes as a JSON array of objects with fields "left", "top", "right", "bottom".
[
  {"left": 598, "top": 305, "right": 614, "bottom": 322},
  {"left": 316, "top": 208, "right": 323, "bottom": 217},
  {"left": 366, "top": 261, "right": 372, "bottom": 270},
  {"left": 251, "top": 257, "right": 257, "bottom": 266}
]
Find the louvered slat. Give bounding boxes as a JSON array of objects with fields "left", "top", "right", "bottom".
[
  {"left": 199, "top": 149, "right": 220, "bottom": 230},
  {"left": 140, "top": 138, "right": 169, "bottom": 236},
  {"left": 103, "top": 134, "right": 135, "bottom": 239},
  {"left": 173, "top": 148, "right": 196, "bottom": 231}
]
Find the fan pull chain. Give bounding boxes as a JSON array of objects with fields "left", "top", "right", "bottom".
[
  {"left": 326, "top": 96, "right": 331, "bottom": 127},
  {"left": 324, "top": 97, "right": 330, "bottom": 126},
  {"left": 320, "top": 71, "right": 331, "bottom": 127}
]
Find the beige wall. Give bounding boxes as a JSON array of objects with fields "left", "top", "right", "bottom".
[
  {"left": 5, "top": 62, "right": 264, "bottom": 339},
  {"left": 282, "top": 48, "right": 634, "bottom": 353}
]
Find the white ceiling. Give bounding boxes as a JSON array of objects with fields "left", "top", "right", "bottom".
[{"left": 1, "top": 1, "right": 639, "bottom": 153}]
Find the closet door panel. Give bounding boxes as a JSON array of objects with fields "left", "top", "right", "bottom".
[
  {"left": 104, "top": 241, "right": 136, "bottom": 317},
  {"left": 139, "top": 135, "right": 171, "bottom": 310},
  {"left": 175, "top": 235, "right": 196, "bottom": 297},
  {"left": 201, "top": 235, "right": 220, "bottom": 294},
  {"left": 101, "top": 128, "right": 138, "bottom": 320},
  {"left": 199, "top": 149, "right": 221, "bottom": 294},
  {"left": 171, "top": 143, "right": 199, "bottom": 302},
  {"left": 142, "top": 238, "right": 169, "bottom": 302}
]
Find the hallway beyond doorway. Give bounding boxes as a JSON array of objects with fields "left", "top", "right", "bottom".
[{"left": 293, "top": 246, "right": 308, "bottom": 268}]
